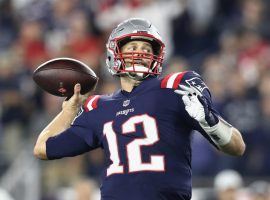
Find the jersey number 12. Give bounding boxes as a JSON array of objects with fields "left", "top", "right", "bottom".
[{"left": 103, "top": 114, "right": 165, "bottom": 176}]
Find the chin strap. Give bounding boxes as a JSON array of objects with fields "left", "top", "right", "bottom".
[
  {"left": 124, "top": 65, "right": 152, "bottom": 80},
  {"left": 126, "top": 72, "right": 150, "bottom": 81}
]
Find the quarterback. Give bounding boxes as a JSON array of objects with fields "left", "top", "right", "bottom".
[{"left": 34, "top": 18, "right": 245, "bottom": 200}]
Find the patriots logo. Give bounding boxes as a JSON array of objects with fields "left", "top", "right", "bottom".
[{"left": 185, "top": 77, "right": 208, "bottom": 93}]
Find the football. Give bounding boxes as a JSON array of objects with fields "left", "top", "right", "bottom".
[{"left": 33, "top": 57, "right": 98, "bottom": 97}]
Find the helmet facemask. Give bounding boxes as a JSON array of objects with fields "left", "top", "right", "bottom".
[{"left": 108, "top": 34, "right": 165, "bottom": 80}]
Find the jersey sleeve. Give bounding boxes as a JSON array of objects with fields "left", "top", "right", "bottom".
[
  {"left": 46, "top": 98, "right": 102, "bottom": 160},
  {"left": 161, "top": 71, "right": 220, "bottom": 149},
  {"left": 46, "top": 128, "right": 94, "bottom": 160}
]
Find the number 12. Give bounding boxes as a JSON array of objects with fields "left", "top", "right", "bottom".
[{"left": 103, "top": 114, "right": 165, "bottom": 176}]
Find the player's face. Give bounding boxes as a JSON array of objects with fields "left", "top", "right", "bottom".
[{"left": 120, "top": 40, "right": 153, "bottom": 69}]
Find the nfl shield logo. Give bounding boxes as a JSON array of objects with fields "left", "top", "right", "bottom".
[{"left": 123, "top": 100, "right": 130, "bottom": 107}]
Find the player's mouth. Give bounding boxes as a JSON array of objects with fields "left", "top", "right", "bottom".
[{"left": 125, "top": 59, "right": 148, "bottom": 68}]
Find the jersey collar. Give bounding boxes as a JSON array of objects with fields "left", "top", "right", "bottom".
[{"left": 115, "top": 76, "right": 156, "bottom": 98}]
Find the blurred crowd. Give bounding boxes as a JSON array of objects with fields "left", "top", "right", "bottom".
[{"left": 0, "top": 0, "right": 270, "bottom": 199}]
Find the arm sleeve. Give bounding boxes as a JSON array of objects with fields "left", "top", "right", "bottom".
[
  {"left": 46, "top": 107, "right": 101, "bottom": 160},
  {"left": 188, "top": 118, "right": 220, "bottom": 149},
  {"left": 46, "top": 129, "right": 94, "bottom": 160}
]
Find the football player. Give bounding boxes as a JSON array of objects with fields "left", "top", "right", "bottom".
[{"left": 34, "top": 18, "right": 245, "bottom": 200}]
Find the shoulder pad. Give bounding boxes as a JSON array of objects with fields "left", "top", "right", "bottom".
[
  {"left": 161, "top": 71, "right": 188, "bottom": 89},
  {"left": 83, "top": 95, "right": 100, "bottom": 112}
]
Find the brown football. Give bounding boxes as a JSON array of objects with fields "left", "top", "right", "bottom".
[{"left": 33, "top": 58, "right": 98, "bottom": 97}]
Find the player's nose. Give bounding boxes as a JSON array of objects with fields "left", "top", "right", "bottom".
[
  {"left": 134, "top": 51, "right": 148, "bottom": 60},
  {"left": 133, "top": 49, "right": 143, "bottom": 56}
]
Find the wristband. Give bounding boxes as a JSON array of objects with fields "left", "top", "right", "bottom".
[{"left": 199, "top": 117, "right": 233, "bottom": 146}]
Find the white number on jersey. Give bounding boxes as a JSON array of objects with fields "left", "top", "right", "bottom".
[{"left": 103, "top": 114, "right": 165, "bottom": 176}]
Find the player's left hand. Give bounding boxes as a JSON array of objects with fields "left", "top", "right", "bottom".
[{"left": 174, "top": 84, "right": 219, "bottom": 127}]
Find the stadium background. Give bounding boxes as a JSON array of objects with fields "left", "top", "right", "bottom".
[{"left": 0, "top": 0, "right": 270, "bottom": 199}]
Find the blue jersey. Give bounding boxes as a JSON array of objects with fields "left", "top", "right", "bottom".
[{"left": 46, "top": 71, "right": 218, "bottom": 200}]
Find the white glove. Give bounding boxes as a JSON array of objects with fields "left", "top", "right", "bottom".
[{"left": 175, "top": 85, "right": 206, "bottom": 123}]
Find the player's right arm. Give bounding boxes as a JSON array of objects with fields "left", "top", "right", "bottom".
[
  {"left": 161, "top": 71, "right": 245, "bottom": 156},
  {"left": 172, "top": 72, "right": 245, "bottom": 156},
  {"left": 33, "top": 84, "right": 88, "bottom": 160}
]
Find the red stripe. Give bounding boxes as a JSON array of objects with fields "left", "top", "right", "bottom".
[
  {"left": 172, "top": 71, "right": 187, "bottom": 89},
  {"left": 161, "top": 74, "right": 173, "bottom": 88},
  {"left": 83, "top": 95, "right": 95, "bottom": 111},
  {"left": 92, "top": 95, "right": 100, "bottom": 109}
]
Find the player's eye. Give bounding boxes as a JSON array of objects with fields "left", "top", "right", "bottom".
[
  {"left": 144, "top": 48, "right": 151, "bottom": 53},
  {"left": 127, "top": 46, "right": 137, "bottom": 51},
  {"left": 142, "top": 46, "right": 153, "bottom": 53}
]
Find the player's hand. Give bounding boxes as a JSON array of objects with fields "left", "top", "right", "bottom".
[
  {"left": 62, "top": 83, "right": 87, "bottom": 114},
  {"left": 174, "top": 84, "right": 219, "bottom": 127}
]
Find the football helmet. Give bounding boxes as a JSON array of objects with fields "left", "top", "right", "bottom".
[{"left": 106, "top": 18, "right": 165, "bottom": 80}]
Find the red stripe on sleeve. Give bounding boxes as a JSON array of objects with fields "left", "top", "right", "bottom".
[
  {"left": 92, "top": 95, "right": 100, "bottom": 109},
  {"left": 161, "top": 74, "right": 173, "bottom": 88},
  {"left": 172, "top": 71, "right": 187, "bottom": 89},
  {"left": 83, "top": 96, "right": 95, "bottom": 111}
]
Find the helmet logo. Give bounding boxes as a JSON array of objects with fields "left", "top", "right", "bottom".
[{"left": 114, "top": 61, "right": 119, "bottom": 67}]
